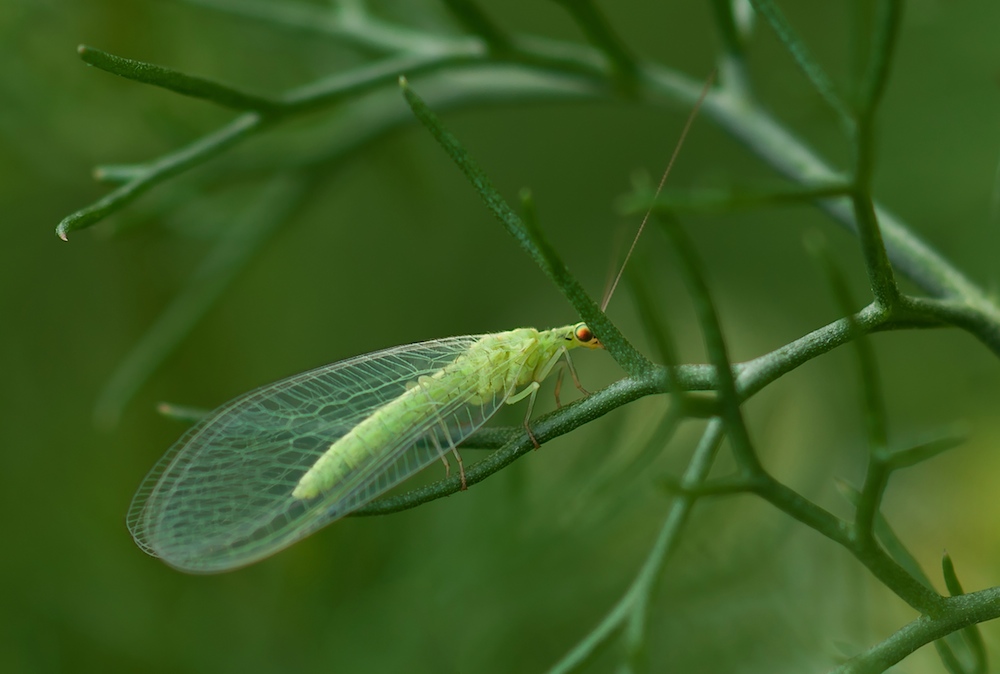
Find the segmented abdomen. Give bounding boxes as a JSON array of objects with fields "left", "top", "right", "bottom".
[{"left": 293, "top": 357, "right": 482, "bottom": 499}]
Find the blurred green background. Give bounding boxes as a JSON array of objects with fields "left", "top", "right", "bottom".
[{"left": 3, "top": 1, "right": 1000, "bottom": 672}]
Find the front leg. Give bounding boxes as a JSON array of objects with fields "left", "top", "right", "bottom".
[
  {"left": 550, "top": 348, "right": 590, "bottom": 408},
  {"left": 506, "top": 381, "right": 541, "bottom": 448}
]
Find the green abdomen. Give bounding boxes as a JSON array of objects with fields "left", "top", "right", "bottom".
[{"left": 292, "top": 369, "right": 470, "bottom": 499}]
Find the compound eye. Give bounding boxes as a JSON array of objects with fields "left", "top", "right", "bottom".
[{"left": 574, "top": 324, "right": 594, "bottom": 343}]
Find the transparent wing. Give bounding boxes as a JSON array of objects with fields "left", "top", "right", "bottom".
[{"left": 127, "top": 334, "right": 519, "bottom": 574}]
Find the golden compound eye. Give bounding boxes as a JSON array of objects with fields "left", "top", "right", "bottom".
[{"left": 574, "top": 324, "right": 594, "bottom": 343}]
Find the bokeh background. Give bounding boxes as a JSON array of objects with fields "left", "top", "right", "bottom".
[{"left": 4, "top": 1, "right": 1000, "bottom": 672}]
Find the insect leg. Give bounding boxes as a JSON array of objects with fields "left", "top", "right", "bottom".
[
  {"left": 563, "top": 349, "right": 590, "bottom": 396},
  {"left": 506, "top": 380, "right": 540, "bottom": 405},
  {"left": 506, "top": 381, "right": 542, "bottom": 448},
  {"left": 522, "top": 385, "right": 541, "bottom": 449},
  {"left": 549, "top": 347, "right": 586, "bottom": 408},
  {"left": 429, "top": 430, "right": 451, "bottom": 478},
  {"left": 450, "top": 445, "right": 467, "bottom": 491},
  {"left": 432, "top": 410, "right": 467, "bottom": 491},
  {"left": 553, "top": 367, "right": 565, "bottom": 409}
]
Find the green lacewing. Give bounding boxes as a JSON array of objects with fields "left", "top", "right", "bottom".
[{"left": 128, "top": 324, "right": 602, "bottom": 573}]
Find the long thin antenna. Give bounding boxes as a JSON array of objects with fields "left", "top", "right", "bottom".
[{"left": 601, "top": 69, "right": 717, "bottom": 311}]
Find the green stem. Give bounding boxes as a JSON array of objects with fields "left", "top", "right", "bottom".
[
  {"left": 549, "top": 0, "right": 637, "bottom": 80},
  {"left": 752, "top": 473, "right": 944, "bottom": 614},
  {"left": 807, "top": 234, "right": 890, "bottom": 540},
  {"left": 832, "top": 589, "right": 1000, "bottom": 674},
  {"left": 439, "top": 0, "right": 510, "bottom": 51},
  {"left": 57, "top": 113, "right": 263, "bottom": 240},
  {"left": 172, "top": 0, "right": 436, "bottom": 53},
  {"left": 658, "top": 216, "right": 761, "bottom": 472},
  {"left": 628, "top": 182, "right": 853, "bottom": 214},
  {"left": 847, "top": 0, "right": 904, "bottom": 308},
  {"left": 747, "top": 0, "right": 853, "bottom": 124},
  {"left": 77, "top": 45, "right": 281, "bottom": 112},
  {"left": 707, "top": 0, "right": 747, "bottom": 64}
]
